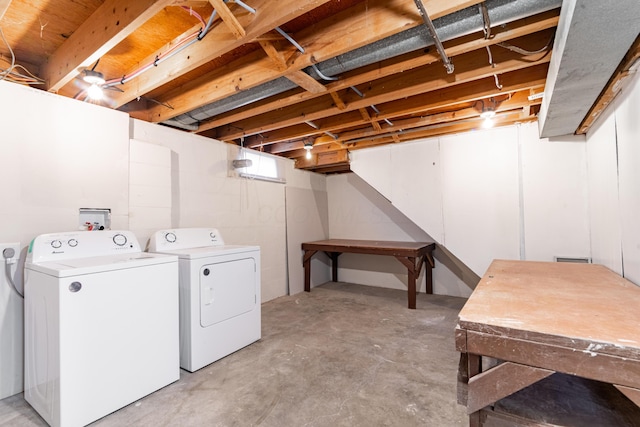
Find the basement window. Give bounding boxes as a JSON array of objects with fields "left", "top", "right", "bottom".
[{"left": 231, "top": 149, "right": 286, "bottom": 183}]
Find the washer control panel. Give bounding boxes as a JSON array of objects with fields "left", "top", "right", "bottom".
[
  {"left": 28, "top": 230, "right": 141, "bottom": 263},
  {"left": 149, "top": 228, "right": 224, "bottom": 252}
]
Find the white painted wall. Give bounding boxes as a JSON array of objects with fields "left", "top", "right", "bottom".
[
  {"left": 0, "top": 81, "right": 130, "bottom": 399},
  {"left": 0, "top": 82, "right": 327, "bottom": 399},
  {"left": 350, "top": 122, "right": 591, "bottom": 281},
  {"left": 440, "top": 127, "right": 522, "bottom": 276},
  {"left": 351, "top": 139, "right": 443, "bottom": 243},
  {"left": 586, "top": 69, "right": 640, "bottom": 284},
  {"left": 519, "top": 125, "right": 590, "bottom": 261},
  {"left": 614, "top": 71, "right": 640, "bottom": 284},
  {"left": 131, "top": 120, "right": 292, "bottom": 303},
  {"left": 285, "top": 169, "right": 331, "bottom": 294},
  {"left": 327, "top": 173, "right": 471, "bottom": 297}
]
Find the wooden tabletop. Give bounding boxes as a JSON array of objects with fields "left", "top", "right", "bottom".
[
  {"left": 458, "top": 260, "right": 640, "bottom": 359},
  {"left": 301, "top": 239, "right": 435, "bottom": 256}
]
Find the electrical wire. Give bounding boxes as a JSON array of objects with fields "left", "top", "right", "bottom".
[
  {"left": 181, "top": 6, "right": 206, "bottom": 27},
  {"left": 497, "top": 36, "right": 555, "bottom": 56},
  {"left": 0, "top": 26, "right": 45, "bottom": 85},
  {"left": 98, "top": 1, "right": 254, "bottom": 96},
  {"left": 0, "top": 25, "right": 16, "bottom": 81},
  {"left": 275, "top": 27, "right": 305, "bottom": 53}
]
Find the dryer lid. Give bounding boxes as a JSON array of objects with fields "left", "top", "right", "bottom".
[{"left": 153, "top": 245, "right": 260, "bottom": 260}]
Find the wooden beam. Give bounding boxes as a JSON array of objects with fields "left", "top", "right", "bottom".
[
  {"left": 212, "top": 31, "right": 554, "bottom": 140},
  {"left": 330, "top": 91, "right": 347, "bottom": 110},
  {"left": 422, "top": 0, "right": 484, "bottom": 18},
  {"left": 145, "top": 0, "right": 425, "bottom": 121},
  {"left": 107, "top": 0, "right": 333, "bottom": 108},
  {"left": 286, "top": 70, "right": 327, "bottom": 93},
  {"left": 614, "top": 384, "right": 640, "bottom": 407},
  {"left": 359, "top": 108, "right": 382, "bottom": 131},
  {"left": 145, "top": 0, "right": 517, "bottom": 122},
  {"left": 0, "top": 0, "right": 11, "bottom": 21},
  {"left": 295, "top": 149, "right": 349, "bottom": 169},
  {"left": 258, "top": 40, "right": 288, "bottom": 71},
  {"left": 208, "top": 0, "right": 246, "bottom": 38},
  {"left": 336, "top": 91, "right": 536, "bottom": 143},
  {"left": 467, "top": 362, "right": 554, "bottom": 414},
  {"left": 241, "top": 65, "right": 547, "bottom": 147},
  {"left": 194, "top": 10, "right": 559, "bottom": 131},
  {"left": 42, "top": 0, "right": 175, "bottom": 92},
  {"left": 346, "top": 111, "right": 535, "bottom": 152}
]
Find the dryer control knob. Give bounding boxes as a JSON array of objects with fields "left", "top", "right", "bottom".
[
  {"left": 165, "top": 232, "right": 177, "bottom": 243},
  {"left": 113, "top": 234, "right": 127, "bottom": 246},
  {"left": 210, "top": 232, "right": 217, "bottom": 239},
  {"left": 68, "top": 239, "right": 78, "bottom": 247},
  {"left": 51, "top": 240, "right": 62, "bottom": 249}
]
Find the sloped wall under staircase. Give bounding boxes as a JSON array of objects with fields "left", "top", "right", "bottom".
[{"left": 344, "top": 122, "right": 589, "bottom": 291}]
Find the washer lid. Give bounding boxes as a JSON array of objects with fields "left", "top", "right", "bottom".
[
  {"left": 153, "top": 245, "right": 260, "bottom": 260},
  {"left": 25, "top": 252, "right": 177, "bottom": 277}
]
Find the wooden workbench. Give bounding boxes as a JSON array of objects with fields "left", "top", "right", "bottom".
[
  {"left": 456, "top": 259, "right": 640, "bottom": 426},
  {"left": 301, "top": 239, "right": 435, "bottom": 309}
]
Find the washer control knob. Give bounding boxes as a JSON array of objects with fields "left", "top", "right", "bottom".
[
  {"left": 68, "top": 239, "right": 78, "bottom": 247},
  {"left": 165, "top": 232, "right": 177, "bottom": 243},
  {"left": 51, "top": 240, "right": 62, "bottom": 249},
  {"left": 210, "top": 232, "right": 217, "bottom": 239},
  {"left": 113, "top": 234, "right": 127, "bottom": 246}
]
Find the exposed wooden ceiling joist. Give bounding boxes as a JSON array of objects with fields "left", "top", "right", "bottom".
[
  {"left": 194, "top": 9, "right": 559, "bottom": 134},
  {"left": 43, "top": 0, "right": 175, "bottom": 92},
  {"left": 108, "top": 0, "right": 335, "bottom": 108},
  {"left": 5, "top": 0, "right": 632, "bottom": 173},
  {"left": 144, "top": 0, "right": 488, "bottom": 123},
  {"left": 210, "top": 30, "right": 554, "bottom": 141}
]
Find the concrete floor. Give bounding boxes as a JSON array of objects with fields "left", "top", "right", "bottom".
[{"left": 0, "top": 282, "right": 469, "bottom": 426}]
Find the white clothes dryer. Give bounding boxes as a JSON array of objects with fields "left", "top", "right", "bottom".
[
  {"left": 24, "top": 230, "right": 179, "bottom": 427},
  {"left": 149, "top": 228, "right": 260, "bottom": 372}
]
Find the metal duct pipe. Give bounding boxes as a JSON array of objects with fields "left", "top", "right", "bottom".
[{"left": 164, "top": 0, "right": 561, "bottom": 130}]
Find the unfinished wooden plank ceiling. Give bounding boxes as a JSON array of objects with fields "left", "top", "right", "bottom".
[{"left": 0, "top": 0, "right": 635, "bottom": 173}]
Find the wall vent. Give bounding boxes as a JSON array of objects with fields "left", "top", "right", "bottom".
[{"left": 554, "top": 256, "right": 592, "bottom": 264}]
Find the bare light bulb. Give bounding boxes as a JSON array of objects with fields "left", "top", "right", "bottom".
[
  {"left": 303, "top": 141, "right": 313, "bottom": 159},
  {"left": 87, "top": 83, "right": 104, "bottom": 100},
  {"left": 482, "top": 117, "right": 494, "bottom": 128}
]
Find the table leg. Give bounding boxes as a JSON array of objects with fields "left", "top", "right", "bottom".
[
  {"left": 425, "top": 260, "right": 433, "bottom": 294},
  {"left": 425, "top": 252, "right": 434, "bottom": 294},
  {"left": 395, "top": 256, "right": 419, "bottom": 309},
  {"left": 325, "top": 252, "right": 341, "bottom": 282},
  {"left": 408, "top": 256, "right": 417, "bottom": 309},
  {"left": 467, "top": 354, "right": 482, "bottom": 426},
  {"left": 303, "top": 250, "right": 317, "bottom": 292}
]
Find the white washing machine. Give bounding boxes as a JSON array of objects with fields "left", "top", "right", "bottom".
[
  {"left": 149, "top": 228, "right": 260, "bottom": 372},
  {"left": 24, "top": 230, "right": 179, "bottom": 427}
]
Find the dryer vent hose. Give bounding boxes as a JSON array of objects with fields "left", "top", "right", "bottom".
[{"left": 3, "top": 248, "right": 23, "bottom": 299}]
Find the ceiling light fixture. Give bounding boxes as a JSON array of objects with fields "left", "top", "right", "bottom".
[
  {"left": 303, "top": 140, "right": 313, "bottom": 160},
  {"left": 87, "top": 83, "right": 104, "bottom": 100},
  {"left": 479, "top": 98, "right": 497, "bottom": 128},
  {"left": 83, "top": 69, "right": 105, "bottom": 100},
  {"left": 82, "top": 69, "right": 106, "bottom": 85}
]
